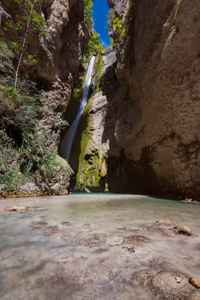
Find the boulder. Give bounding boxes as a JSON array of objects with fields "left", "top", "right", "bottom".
[{"left": 152, "top": 271, "right": 195, "bottom": 299}]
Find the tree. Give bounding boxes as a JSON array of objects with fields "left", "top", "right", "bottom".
[
  {"left": 0, "top": 6, "right": 11, "bottom": 27},
  {"left": 0, "top": 0, "right": 47, "bottom": 88},
  {"left": 83, "top": 0, "right": 105, "bottom": 57}
]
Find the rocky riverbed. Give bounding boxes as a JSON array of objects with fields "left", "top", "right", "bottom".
[{"left": 0, "top": 194, "right": 200, "bottom": 300}]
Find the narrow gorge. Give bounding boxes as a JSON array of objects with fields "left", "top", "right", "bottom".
[
  {"left": 0, "top": 0, "right": 200, "bottom": 199},
  {"left": 1, "top": 1, "right": 200, "bottom": 300},
  {"left": 66, "top": 0, "right": 200, "bottom": 199}
]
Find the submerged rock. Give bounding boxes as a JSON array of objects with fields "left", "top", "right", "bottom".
[
  {"left": 82, "top": 223, "right": 92, "bottom": 231},
  {"left": 173, "top": 226, "right": 196, "bottom": 237},
  {"left": 121, "top": 235, "right": 151, "bottom": 253},
  {"left": 155, "top": 219, "right": 174, "bottom": 226},
  {"left": 0, "top": 249, "right": 26, "bottom": 268},
  {"left": 106, "top": 236, "right": 123, "bottom": 246},
  {"left": 146, "top": 220, "right": 197, "bottom": 237},
  {"left": 43, "top": 226, "right": 60, "bottom": 236},
  {"left": 75, "top": 232, "right": 106, "bottom": 246},
  {"left": 189, "top": 277, "right": 200, "bottom": 289},
  {"left": 5, "top": 205, "right": 27, "bottom": 212},
  {"left": 131, "top": 270, "right": 154, "bottom": 287},
  {"left": 122, "top": 244, "right": 135, "bottom": 252},
  {"left": 151, "top": 271, "right": 195, "bottom": 299},
  {"left": 180, "top": 199, "right": 200, "bottom": 204},
  {"left": 190, "top": 291, "right": 200, "bottom": 300},
  {"left": 61, "top": 221, "right": 72, "bottom": 227},
  {"left": 5, "top": 206, "right": 46, "bottom": 213},
  {"left": 150, "top": 257, "right": 175, "bottom": 272},
  {"left": 123, "top": 235, "right": 151, "bottom": 247},
  {"left": 29, "top": 221, "right": 48, "bottom": 230}
]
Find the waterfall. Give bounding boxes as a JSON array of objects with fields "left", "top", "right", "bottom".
[{"left": 60, "top": 56, "right": 96, "bottom": 161}]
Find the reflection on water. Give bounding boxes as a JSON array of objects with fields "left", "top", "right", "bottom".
[{"left": 0, "top": 194, "right": 200, "bottom": 300}]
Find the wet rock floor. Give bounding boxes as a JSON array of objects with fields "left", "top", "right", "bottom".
[{"left": 0, "top": 194, "right": 200, "bottom": 300}]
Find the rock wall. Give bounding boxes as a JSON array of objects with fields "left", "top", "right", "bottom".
[
  {"left": 109, "top": 0, "right": 200, "bottom": 198},
  {"left": 0, "top": 0, "right": 89, "bottom": 195},
  {"left": 107, "top": 0, "right": 200, "bottom": 199},
  {"left": 75, "top": 49, "right": 119, "bottom": 191},
  {"left": 1, "top": 0, "right": 89, "bottom": 115},
  {"left": 79, "top": 0, "right": 200, "bottom": 199}
]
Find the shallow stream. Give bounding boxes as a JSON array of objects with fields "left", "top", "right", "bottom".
[{"left": 0, "top": 194, "right": 200, "bottom": 300}]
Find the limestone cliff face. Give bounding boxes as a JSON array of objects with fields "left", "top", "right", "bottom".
[
  {"left": 107, "top": 0, "right": 200, "bottom": 198},
  {"left": 0, "top": 0, "right": 89, "bottom": 195},
  {"left": 1, "top": 0, "right": 89, "bottom": 115},
  {"left": 76, "top": 49, "right": 119, "bottom": 191},
  {"left": 79, "top": 0, "right": 200, "bottom": 199}
]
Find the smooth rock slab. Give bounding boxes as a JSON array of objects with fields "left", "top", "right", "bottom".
[
  {"left": 5, "top": 206, "right": 27, "bottom": 212},
  {"left": 152, "top": 271, "right": 195, "bottom": 299},
  {"left": 146, "top": 220, "right": 197, "bottom": 237},
  {"left": 5, "top": 206, "right": 46, "bottom": 213},
  {"left": 174, "top": 226, "right": 196, "bottom": 237}
]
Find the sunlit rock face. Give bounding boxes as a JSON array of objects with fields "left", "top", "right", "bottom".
[
  {"left": 1, "top": 0, "right": 89, "bottom": 115},
  {"left": 75, "top": 48, "right": 120, "bottom": 192},
  {"left": 0, "top": 0, "right": 89, "bottom": 194},
  {"left": 106, "top": 0, "right": 200, "bottom": 198}
]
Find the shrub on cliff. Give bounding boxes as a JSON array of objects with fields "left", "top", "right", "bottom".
[
  {"left": 0, "top": 42, "right": 72, "bottom": 196},
  {"left": 0, "top": 0, "right": 47, "bottom": 88},
  {"left": 83, "top": 0, "right": 105, "bottom": 57}
]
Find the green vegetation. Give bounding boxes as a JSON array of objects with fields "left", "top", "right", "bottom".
[
  {"left": 174, "top": 0, "right": 183, "bottom": 19},
  {"left": 0, "top": 84, "right": 20, "bottom": 104},
  {"left": 164, "top": 25, "right": 177, "bottom": 50},
  {"left": 163, "top": 0, "right": 183, "bottom": 51},
  {"left": 0, "top": 42, "right": 70, "bottom": 195},
  {"left": 0, "top": 128, "right": 71, "bottom": 194},
  {"left": 164, "top": 0, "right": 183, "bottom": 27},
  {"left": 95, "top": 54, "right": 103, "bottom": 93},
  {"left": 0, "top": 0, "right": 107, "bottom": 195},
  {"left": 83, "top": 0, "right": 94, "bottom": 30},
  {"left": 69, "top": 0, "right": 105, "bottom": 117},
  {"left": 76, "top": 128, "right": 101, "bottom": 191},
  {"left": 107, "top": 8, "right": 128, "bottom": 47},
  {"left": 0, "top": 0, "right": 47, "bottom": 88},
  {"left": 84, "top": 29, "right": 105, "bottom": 57},
  {"left": 75, "top": 98, "right": 107, "bottom": 192},
  {"left": 83, "top": 0, "right": 105, "bottom": 58},
  {"left": 0, "top": 84, "right": 70, "bottom": 194},
  {"left": 73, "top": 0, "right": 107, "bottom": 191}
]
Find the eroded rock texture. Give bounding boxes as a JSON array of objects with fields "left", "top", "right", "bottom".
[
  {"left": 109, "top": 0, "right": 200, "bottom": 198},
  {"left": 75, "top": 48, "right": 119, "bottom": 191},
  {"left": 1, "top": 0, "right": 89, "bottom": 114},
  {"left": 0, "top": 0, "right": 89, "bottom": 195},
  {"left": 79, "top": 0, "right": 200, "bottom": 198}
]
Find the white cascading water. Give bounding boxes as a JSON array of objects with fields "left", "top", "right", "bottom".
[{"left": 60, "top": 56, "right": 96, "bottom": 161}]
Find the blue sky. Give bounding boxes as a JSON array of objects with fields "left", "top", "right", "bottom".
[{"left": 93, "top": 0, "right": 110, "bottom": 47}]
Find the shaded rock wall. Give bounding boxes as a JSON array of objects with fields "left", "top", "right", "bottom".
[{"left": 107, "top": 0, "right": 200, "bottom": 198}]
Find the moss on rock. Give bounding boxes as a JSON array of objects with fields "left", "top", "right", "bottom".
[{"left": 76, "top": 96, "right": 108, "bottom": 192}]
